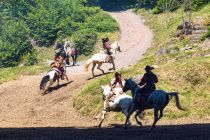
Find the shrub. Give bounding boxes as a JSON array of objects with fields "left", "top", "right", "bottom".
[
  {"left": 0, "top": 20, "right": 33, "bottom": 67},
  {"left": 72, "top": 29, "right": 98, "bottom": 56},
  {"left": 84, "top": 12, "right": 119, "bottom": 32}
]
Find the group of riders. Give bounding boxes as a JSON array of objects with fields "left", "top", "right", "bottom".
[
  {"left": 104, "top": 65, "right": 158, "bottom": 112},
  {"left": 49, "top": 38, "right": 158, "bottom": 111},
  {"left": 50, "top": 37, "right": 113, "bottom": 80}
]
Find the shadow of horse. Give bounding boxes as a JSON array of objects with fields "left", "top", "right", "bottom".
[
  {"left": 46, "top": 81, "right": 73, "bottom": 95},
  {"left": 87, "top": 72, "right": 112, "bottom": 81}
]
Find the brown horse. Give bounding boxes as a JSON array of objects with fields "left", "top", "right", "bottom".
[{"left": 64, "top": 41, "right": 78, "bottom": 66}]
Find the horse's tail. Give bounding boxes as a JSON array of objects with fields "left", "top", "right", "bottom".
[
  {"left": 84, "top": 58, "right": 92, "bottom": 72},
  {"left": 40, "top": 75, "right": 50, "bottom": 90},
  {"left": 167, "top": 92, "right": 186, "bottom": 111}
]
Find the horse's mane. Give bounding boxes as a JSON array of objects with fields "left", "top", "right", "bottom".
[{"left": 127, "top": 78, "right": 139, "bottom": 91}]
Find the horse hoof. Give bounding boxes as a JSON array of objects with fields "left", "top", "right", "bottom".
[{"left": 137, "top": 122, "right": 143, "bottom": 126}]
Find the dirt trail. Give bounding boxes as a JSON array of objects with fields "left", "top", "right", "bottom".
[{"left": 0, "top": 10, "right": 209, "bottom": 139}]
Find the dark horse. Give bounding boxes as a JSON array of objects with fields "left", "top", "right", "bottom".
[
  {"left": 64, "top": 41, "right": 78, "bottom": 66},
  {"left": 123, "top": 78, "right": 185, "bottom": 131}
]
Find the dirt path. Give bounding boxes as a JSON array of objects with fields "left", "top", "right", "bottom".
[{"left": 1, "top": 10, "right": 209, "bottom": 139}]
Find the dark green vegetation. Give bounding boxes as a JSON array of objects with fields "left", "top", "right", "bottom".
[
  {"left": 86, "top": 0, "right": 209, "bottom": 11},
  {"left": 0, "top": 0, "right": 118, "bottom": 68},
  {"left": 0, "top": 0, "right": 119, "bottom": 83},
  {"left": 74, "top": 3, "right": 210, "bottom": 121}
]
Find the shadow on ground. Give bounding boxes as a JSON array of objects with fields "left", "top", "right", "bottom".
[
  {"left": 46, "top": 81, "right": 73, "bottom": 94},
  {"left": 1, "top": 123, "right": 210, "bottom": 140},
  {"left": 87, "top": 72, "right": 112, "bottom": 80}
]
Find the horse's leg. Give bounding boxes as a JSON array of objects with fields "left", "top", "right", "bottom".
[
  {"left": 97, "top": 63, "right": 104, "bottom": 74},
  {"left": 150, "top": 108, "right": 159, "bottom": 131},
  {"left": 124, "top": 105, "right": 136, "bottom": 129},
  {"left": 159, "top": 108, "right": 164, "bottom": 119},
  {"left": 108, "top": 59, "right": 115, "bottom": 71},
  {"left": 56, "top": 77, "right": 59, "bottom": 87},
  {"left": 92, "top": 63, "right": 96, "bottom": 77},
  {"left": 135, "top": 110, "right": 143, "bottom": 126},
  {"left": 112, "top": 59, "right": 116, "bottom": 71},
  {"left": 71, "top": 55, "right": 75, "bottom": 66},
  {"left": 64, "top": 73, "right": 69, "bottom": 81},
  {"left": 98, "top": 110, "right": 106, "bottom": 127},
  {"left": 94, "top": 111, "right": 103, "bottom": 119},
  {"left": 122, "top": 108, "right": 131, "bottom": 126},
  {"left": 75, "top": 52, "right": 78, "bottom": 65}
]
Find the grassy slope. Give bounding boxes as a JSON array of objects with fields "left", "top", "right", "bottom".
[{"left": 74, "top": 4, "right": 210, "bottom": 121}]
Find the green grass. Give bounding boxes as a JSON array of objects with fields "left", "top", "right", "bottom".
[{"left": 74, "top": 4, "right": 210, "bottom": 121}]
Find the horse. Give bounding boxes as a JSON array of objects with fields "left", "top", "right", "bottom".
[
  {"left": 122, "top": 78, "right": 185, "bottom": 131},
  {"left": 95, "top": 85, "right": 143, "bottom": 127},
  {"left": 39, "top": 60, "right": 69, "bottom": 95},
  {"left": 64, "top": 41, "right": 78, "bottom": 66},
  {"left": 84, "top": 41, "right": 121, "bottom": 77}
]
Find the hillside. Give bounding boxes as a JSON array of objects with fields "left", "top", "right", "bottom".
[{"left": 74, "top": 4, "right": 210, "bottom": 123}]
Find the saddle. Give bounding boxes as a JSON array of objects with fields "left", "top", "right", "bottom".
[{"left": 136, "top": 90, "right": 151, "bottom": 107}]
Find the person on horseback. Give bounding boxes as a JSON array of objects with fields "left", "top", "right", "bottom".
[
  {"left": 137, "top": 65, "right": 158, "bottom": 108},
  {"left": 50, "top": 60, "right": 64, "bottom": 80},
  {"left": 105, "top": 72, "right": 124, "bottom": 111},
  {"left": 54, "top": 42, "right": 69, "bottom": 65},
  {"left": 102, "top": 37, "right": 111, "bottom": 55}
]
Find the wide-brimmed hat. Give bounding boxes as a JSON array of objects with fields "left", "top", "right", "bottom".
[{"left": 145, "top": 65, "right": 154, "bottom": 70}]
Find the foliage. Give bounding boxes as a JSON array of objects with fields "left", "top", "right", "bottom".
[
  {"left": 0, "top": 20, "right": 33, "bottom": 67},
  {"left": 72, "top": 29, "right": 98, "bottom": 56},
  {"left": 74, "top": 4, "right": 210, "bottom": 122},
  {"left": 0, "top": 0, "right": 118, "bottom": 67}
]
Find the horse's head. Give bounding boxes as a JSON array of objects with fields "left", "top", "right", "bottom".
[
  {"left": 101, "top": 85, "right": 112, "bottom": 100},
  {"left": 122, "top": 78, "right": 135, "bottom": 92},
  {"left": 116, "top": 42, "right": 122, "bottom": 52},
  {"left": 64, "top": 41, "right": 71, "bottom": 48},
  {"left": 111, "top": 41, "right": 122, "bottom": 52},
  {"left": 122, "top": 78, "right": 130, "bottom": 93},
  {"left": 123, "top": 78, "right": 139, "bottom": 97}
]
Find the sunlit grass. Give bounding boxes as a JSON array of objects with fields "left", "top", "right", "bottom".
[{"left": 74, "top": 4, "right": 210, "bottom": 121}]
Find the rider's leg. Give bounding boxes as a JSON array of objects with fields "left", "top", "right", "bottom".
[{"left": 105, "top": 92, "right": 114, "bottom": 112}]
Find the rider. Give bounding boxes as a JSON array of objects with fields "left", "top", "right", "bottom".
[
  {"left": 54, "top": 42, "right": 70, "bottom": 65},
  {"left": 105, "top": 72, "right": 124, "bottom": 111},
  {"left": 50, "top": 60, "right": 64, "bottom": 79},
  {"left": 102, "top": 37, "right": 111, "bottom": 55},
  {"left": 137, "top": 65, "right": 158, "bottom": 108}
]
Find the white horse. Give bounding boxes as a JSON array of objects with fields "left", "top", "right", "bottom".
[
  {"left": 122, "top": 78, "right": 185, "bottom": 131},
  {"left": 64, "top": 41, "right": 78, "bottom": 66},
  {"left": 94, "top": 85, "right": 132, "bottom": 127},
  {"left": 84, "top": 41, "right": 121, "bottom": 77}
]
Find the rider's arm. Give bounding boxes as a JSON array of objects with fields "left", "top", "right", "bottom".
[
  {"left": 154, "top": 74, "right": 158, "bottom": 83},
  {"left": 138, "top": 75, "right": 146, "bottom": 86}
]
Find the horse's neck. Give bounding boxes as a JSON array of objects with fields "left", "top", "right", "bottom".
[
  {"left": 130, "top": 80, "right": 139, "bottom": 96},
  {"left": 110, "top": 49, "right": 116, "bottom": 56}
]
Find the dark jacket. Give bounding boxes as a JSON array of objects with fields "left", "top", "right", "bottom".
[{"left": 138, "top": 72, "right": 158, "bottom": 95}]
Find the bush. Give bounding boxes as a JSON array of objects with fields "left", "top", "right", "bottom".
[
  {"left": 72, "top": 29, "right": 98, "bottom": 56},
  {"left": 191, "top": 0, "right": 209, "bottom": 10},
  {"left": 0, "top": 20, "right": 33, "bottom": 67},
  {"left": 84, "top": 12, "right": 119, "bottom": 32}
]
